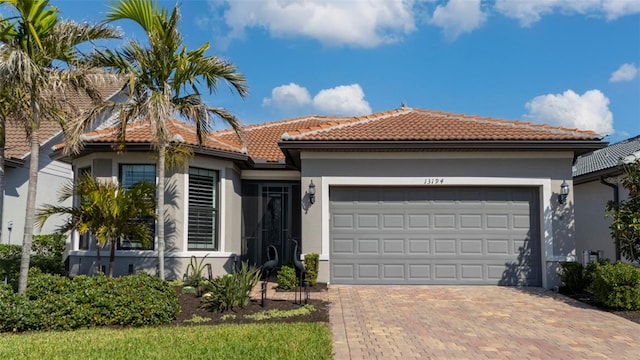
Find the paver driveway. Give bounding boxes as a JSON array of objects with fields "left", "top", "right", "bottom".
[{"left": 329, "top": 286, "right": 640, "bottom": 359}]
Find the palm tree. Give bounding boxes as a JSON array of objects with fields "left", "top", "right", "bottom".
[
  {"left": 36, "top": 174, "right": 157, "bottom": 277},
  {"left": 69, "top": 0, "right": 248, "bottom": 280},
  {"left": 0, "top": 0, "right": 121, "bottom": 293}
]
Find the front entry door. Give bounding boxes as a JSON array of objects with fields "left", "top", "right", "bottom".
[{"left": 259, "top": 185, "right": 292, "bottom": 266}]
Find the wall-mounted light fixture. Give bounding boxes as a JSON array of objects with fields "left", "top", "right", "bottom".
[
  {"left": 308, "top": 180, "right": 316, "bottom": 204},
  {"left": 558, "top": 180, "right": 570, "bottom": 205}
]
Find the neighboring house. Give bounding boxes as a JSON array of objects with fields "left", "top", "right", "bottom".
[
  {"left": 54, "top": 107, "right": 604, "bottom": 288},
  {"left": 2, "top": 81, "right": 125, "bottom": 248},
  {"left": 573, "top": 135, "right": 640, "bottom": 263}
]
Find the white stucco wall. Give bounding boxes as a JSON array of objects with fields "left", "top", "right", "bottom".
[
  {"left": 299, "top": 151, "right": 577, "bottom": 288},
  {"left": 574, "top": 179, "right": 630, "bottom": 262},
  {"left": 2, "top": 135, "right": 73, "bottom": 246}
]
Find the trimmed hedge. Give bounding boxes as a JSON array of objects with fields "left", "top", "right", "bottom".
[
  {"left": 0, "top": 269, "right": 180, "bottom": 332},
  {"left": 304, "top": 253, "right": 319, "bottom": 286},
  {"left": 0, "top": 236, "right": 66, "bottom": 289},
  {"left": 277, "top": 265, "right": 298, "bottom": 290},
  {"left": 591, "top": 262, "right": 640, "bottom": 310}
]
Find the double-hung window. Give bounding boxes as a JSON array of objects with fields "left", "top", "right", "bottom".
[
  {"left": 188, "top": 167, "right": 218, "bottom": 251},
  {"left": 118, "top": 164, "right": 156, "bottom": 250}
]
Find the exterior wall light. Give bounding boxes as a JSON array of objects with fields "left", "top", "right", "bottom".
[
  {"left": 558, "top": 180, "right": 570, "bottom": 205},
  {"left": 308, "top": 180, "right": 316, "bottom": 204}
]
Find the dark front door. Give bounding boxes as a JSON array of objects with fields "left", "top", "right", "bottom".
[
  {"left": 259, "top": 185, "right": 292, "bottom": 266},
  {"left": 241, "top": 182, "right": 301, "bottom": 268}
]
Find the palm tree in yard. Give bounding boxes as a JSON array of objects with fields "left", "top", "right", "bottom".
[
  {"left": 36, "top": 174, "right": 156, "bottom": 277},
  {"left": 0, "top": 0, "right": 121, "bottom": 293},
  {"left": 69, "top": 0, "right": 248, "bottom": 280}
]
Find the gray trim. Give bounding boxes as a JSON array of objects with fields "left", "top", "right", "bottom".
[
  {"left": 5, "top": 157, "right": 25, "bottom": 168},
  {"left": 280, "top": 140, "right": 606, "bottom": 168}
]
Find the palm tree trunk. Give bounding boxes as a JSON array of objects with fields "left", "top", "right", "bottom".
[
  {"left": 18, "top": 98, "right": 40, "bottom": 294},
  {"left": 96, "top": 241, "right": 102, "bottom": 274},
  {"left": 109, "top": 239, "right": 115, "bottom": 277},
  {"left": 157, "top": 143, "right": 166, "bottom": 280},
  {"left": 0, "top": 136, "right": 5, "bottom": 246}
]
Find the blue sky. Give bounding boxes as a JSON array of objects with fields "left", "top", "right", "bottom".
[{"left": 25, "top": 1, "right": 640, "bottom": 142}]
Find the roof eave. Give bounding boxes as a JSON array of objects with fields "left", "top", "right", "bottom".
[
  {"left": 279, "top": 139, "right": 607, "bottom": 169},
  {"left": 573, "top": 166, "right": 624, "bottom": 185},
  {"left": 51, "top": 142, "right": 251, "bottom": 166},
  {"left": 5, "top": 157, "right": 26, "bottom": 168}
]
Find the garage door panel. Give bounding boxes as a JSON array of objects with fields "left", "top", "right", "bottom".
[
  {"left": 383, "top": 239, "right": 405, "bottom": 253},
  {"left": 357, "top": 238, "right": 379, "bottom": 254},
  {"left": 408, "top": 214, "right": 430, "bottom": 228},
  {"left": 330, "top": 187, "right": 541, "bottom": 286},
  {"left": 409, "top": 238, "right": 431, "bottom": 253},
  {"left": 434, "top": 214, "right": 456, "bottom": 228},
  {"left": 382, "top": 214, "right": 404, "bottom": 228}
]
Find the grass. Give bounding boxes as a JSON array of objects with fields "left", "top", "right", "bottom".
[{"left": 0, "top": 323, "right": 333, "bottom": 360}]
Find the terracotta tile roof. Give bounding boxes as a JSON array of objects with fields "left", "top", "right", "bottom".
[
  {"left": 5, "top": 80, "right": 125, "bottom": 160},
  {"left": 281, "top": 108, "right": 601, "bottom": 142},
  {"left": 78, "top": 119, "right": 244, "bottom": 154},
  {"left": 70, "top": 107, "right": 604, "bottom": 164},
  {"left": 215, "top": 116, "right": 343, "bottom": 162}
]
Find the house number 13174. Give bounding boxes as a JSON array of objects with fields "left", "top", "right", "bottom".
[{"left": 424, "top": 178, "right": 444, "bottom": 184}]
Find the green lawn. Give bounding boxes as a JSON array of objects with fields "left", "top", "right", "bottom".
[{"left": 0, "top": 323, "right": 333, "bottom": 360}]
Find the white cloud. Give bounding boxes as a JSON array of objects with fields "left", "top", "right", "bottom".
[
  {"left": 524, "top": 89, "right": 613, "bottom": 135},
  {"left": 609, "top": 63, "right": 638, "bottom": 82},
  {"left": 494, "top": 0, "right": 640, "bottom": 26},
  {"left": 263, "top": 83, "right": 372, "bottom": 116},
  {"left": 428, "top": 0, "right": 487, "bottom": 40},
  {"left": 217, "top": 0, "right": 417, "bottom": 47},
  {"left": 262, "top": 83, "right": 312, "bottom": 109},
  {"left": 602, "top": 0, "right": 640, "bottom": 20},
  {"left": 312, "top": 84, "right": 372, "bottom": 116}
]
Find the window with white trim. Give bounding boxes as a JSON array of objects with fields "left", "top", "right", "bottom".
[{"left": 188, "top": 167, "right": 218, "bottom": 251}]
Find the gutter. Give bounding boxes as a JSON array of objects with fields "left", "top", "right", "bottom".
[{"left": 600, "top": 176, "right": 620, "bottom": 261}]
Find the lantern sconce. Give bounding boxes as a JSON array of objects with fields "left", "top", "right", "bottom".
[
  {"left": 558, "top": 180, "right": 570, "bottom": 205},
  {"left": 308, "top": 180, "right": 316, "bottom": 204}
]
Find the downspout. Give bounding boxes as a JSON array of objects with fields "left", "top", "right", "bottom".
[{"left": 600, "top": 176, "right": 620, "bottom": 261}]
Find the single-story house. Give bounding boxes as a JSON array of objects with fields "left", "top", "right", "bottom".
[
  {"left": 54, "top": 106, "right": 605, "bottom": 288},
  {"left": 573, "top": 134, "right": 640, "bottom": 263},
  {"left": 2, "top": 81, "right": 124, "bottom": 247}
]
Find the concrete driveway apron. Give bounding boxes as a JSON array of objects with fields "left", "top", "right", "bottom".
[{"left": 329, "top": 285, "right": 640, "bottom": 359}]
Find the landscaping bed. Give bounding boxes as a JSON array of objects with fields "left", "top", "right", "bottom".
[
  {"left": 560, "top": 288, "right": 640, "bottom": 325},
  {"left": 172, "top": 283, "right": 330, "bottom": 326}
]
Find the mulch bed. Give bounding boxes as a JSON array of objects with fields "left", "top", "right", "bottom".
[
  {"left": 559, "top": 288, "right": 640, "bottom": 324},
  {"left": 171, "top": 284, "right": 330, "bottom": 326}
]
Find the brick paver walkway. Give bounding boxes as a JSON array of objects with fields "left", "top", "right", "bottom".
[{"left": 329, "top": 286, "right": 640, "bottom": 359}]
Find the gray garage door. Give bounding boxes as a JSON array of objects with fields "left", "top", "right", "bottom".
[{"left": 330, "top": 187, "right": 541, "bottom": 286}]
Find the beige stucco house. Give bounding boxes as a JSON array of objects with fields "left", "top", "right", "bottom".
[
  {"left": 54, "top": 107, "right": 605, "bottom": 288},
  {"left": 573, "top": 135, "right": 640, "bottom": 263}
]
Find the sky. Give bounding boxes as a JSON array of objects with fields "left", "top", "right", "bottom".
[{"left": 10, "top": 0, "right": 640, "bottom": 142}]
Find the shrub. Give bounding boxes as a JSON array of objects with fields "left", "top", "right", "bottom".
[
  {"left": 0, "top": 245, "right": 22, "bottom": 258},
  {"left": 559, "top": 261, "right": 588, "bottom": 293},
  {"left": 0, "top": 271, "right": 180, "bottom": 332},
  {"left": 202, "top": 261, "right": 260, "bottom": 313},
  {"left": 184, "top": 255, "right": 211, "bottom": 295},
  {"left": 32, "top": 234, "right": 66, "bottom": 257},
  {"left": 304, "top": 253, "right": 319, "bottom": 286},
  {"left": 277, "top": 265, "right": 298, "bottom": 290},
  {"left": 591, "top": 262, "right": 640, "bottom": 310},
  {"left": 0, "top": 240, "right": 65, "bottom": 290}
]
